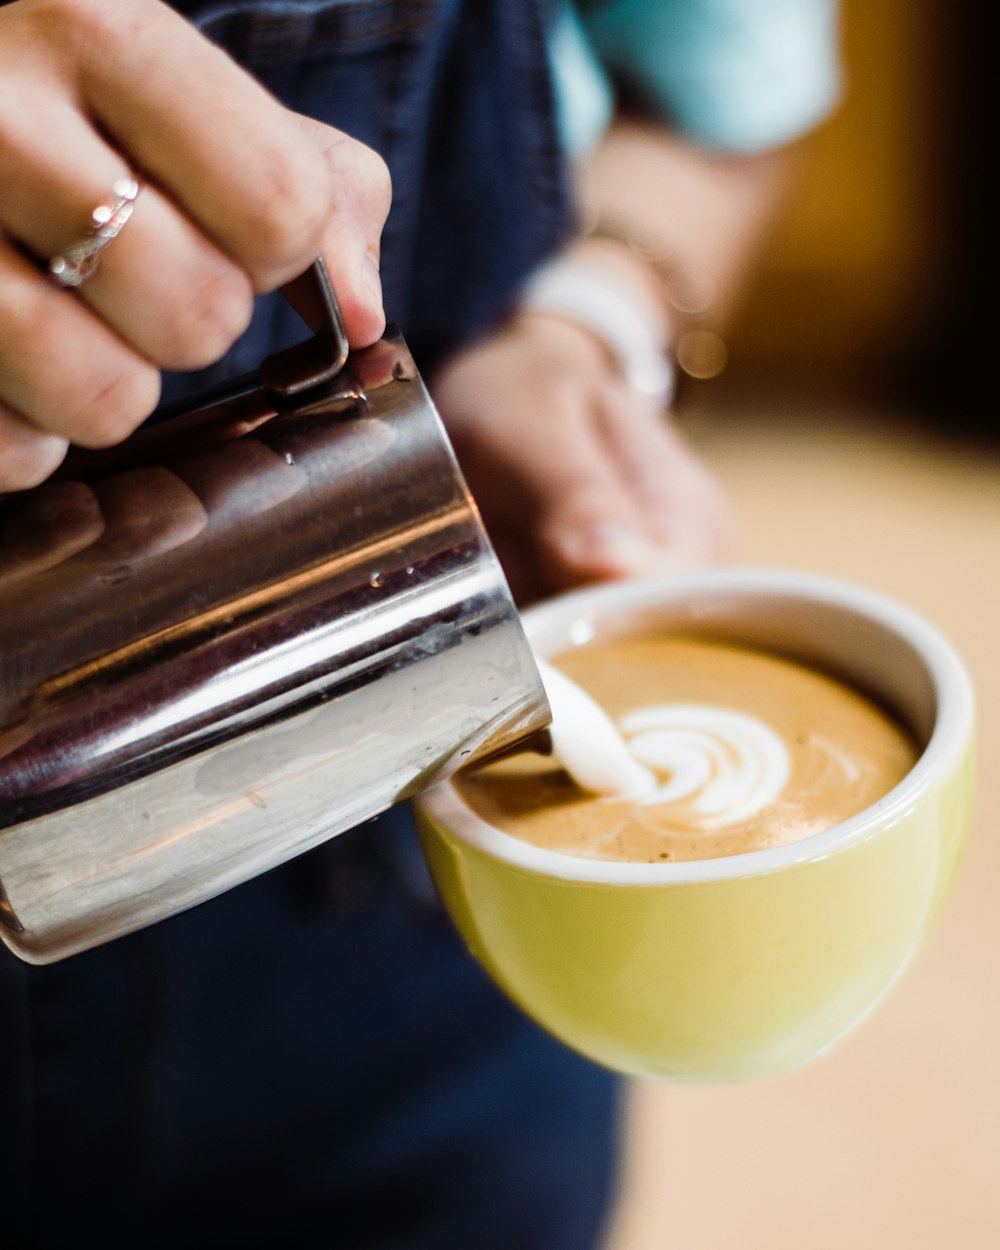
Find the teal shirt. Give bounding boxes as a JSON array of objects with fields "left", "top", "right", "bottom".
[{"left": 552, "top": 0, "right": 842, "bottom": 155}]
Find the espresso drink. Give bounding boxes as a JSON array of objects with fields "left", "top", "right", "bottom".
[{"left": 457, "top": 635, "right": 919, "bottom": 862}]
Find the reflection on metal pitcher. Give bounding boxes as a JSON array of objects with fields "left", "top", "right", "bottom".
[{"left": 0, "top": 261, "right": 549, "bottom": 963}]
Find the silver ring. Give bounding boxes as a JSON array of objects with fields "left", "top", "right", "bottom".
[{"left": 49, "top": 176, "right": 141, "bottom": 289}]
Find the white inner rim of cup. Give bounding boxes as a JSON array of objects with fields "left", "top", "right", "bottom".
[{"left": 420, "top": 568, "right": 974, "bottom": 884}]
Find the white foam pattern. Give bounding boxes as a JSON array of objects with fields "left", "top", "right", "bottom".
[{"left": 619, "top": 704, "right": 791, "bottom": 824}]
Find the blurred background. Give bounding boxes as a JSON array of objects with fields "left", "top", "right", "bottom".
[
  {"left": 606, "top": 1, "right": 999, "bottom": 1247},
  {"left": 712, "top": 0, "right": 990, "bottom": 419},
  {"left": 715, "top": 0, "right": 990, "bottom": 420}
]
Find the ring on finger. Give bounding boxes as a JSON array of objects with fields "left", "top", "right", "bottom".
[{"left": 49, "top": 176, "right": 141, "bottom": 289}]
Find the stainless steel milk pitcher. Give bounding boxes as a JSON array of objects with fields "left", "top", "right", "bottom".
[{"left": 0, "top": 260, "right": 549, "bottom": 963}]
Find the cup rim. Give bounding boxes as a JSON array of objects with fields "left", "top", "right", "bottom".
[{"left": 418, "top": 567, "right": 974, "bottom": 884}]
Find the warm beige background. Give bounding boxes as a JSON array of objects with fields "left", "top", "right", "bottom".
[
  {"left": 604, "top": 402, "right": 999, "bottom": 1250},
  {"left": 598, "top": 0, "right": 995, "bottom": 1240}
]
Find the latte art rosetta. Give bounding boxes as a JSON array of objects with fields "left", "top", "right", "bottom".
[
  {"left": 620, "top": 704, "right": 790, "bottom": 824},
  {"left": 457, "top": 635, "right": 919, "bottom": 863}
]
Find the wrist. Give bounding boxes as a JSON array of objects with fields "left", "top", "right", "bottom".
[
  {"left": 516, "top": 252, "right": 675, "bottom": 407},
  {"left": 581, "top": 214, "right": 728, "bottom": 384}
]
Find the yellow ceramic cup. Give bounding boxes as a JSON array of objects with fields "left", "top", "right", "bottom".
[{"left": 414, "top": 569, "right": 975, "bottom": 1082}]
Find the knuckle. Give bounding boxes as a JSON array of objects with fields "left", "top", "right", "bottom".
[
  {"left": 0, "top": 246, "right": 159, "bottom": 458},
  {"left": 240, "top": 132, "right": 393, "bottom": 285},
  {"left": 157, "top": 265, "right": 254, "bottom": 369},
  {"left": 352, "top": 143, "right": 392, "bottom": 223},
  {"left": 245, "top": 146, "right": 332, "bottom": 276},
  {"left": 332, "top": 140, "right": 392, "bottom": 246},
  {"left": 30, "top": 0, "right": 118, "bottom": 53},
  {"left": 11, "top": 0, "right": 138, "bottom": 87},
  {"left": 70, "top": 362, "right": 161, "bottom": 448}
]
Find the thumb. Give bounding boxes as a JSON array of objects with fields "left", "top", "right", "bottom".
[{"left": 292, "top": 115, "right": 391, "bottom": 348}]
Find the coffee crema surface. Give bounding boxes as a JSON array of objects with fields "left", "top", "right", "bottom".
[{"left": 456, "top": 636, "right": 919, "bottom": 862}]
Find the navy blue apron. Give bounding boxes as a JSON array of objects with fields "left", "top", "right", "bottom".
[{"left": 0, "top": 3, "right": 620, "bottom": 1247}]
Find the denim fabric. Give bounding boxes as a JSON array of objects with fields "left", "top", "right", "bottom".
[
  {"left": 161, "top": 0, "right": 572, "bottom": 399},
  {"left": 0, "top": 4, "right": 619, "bottom": 1248},
  {"left": 0, "top": 812, "right": 618, "bottom": 1249}
]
